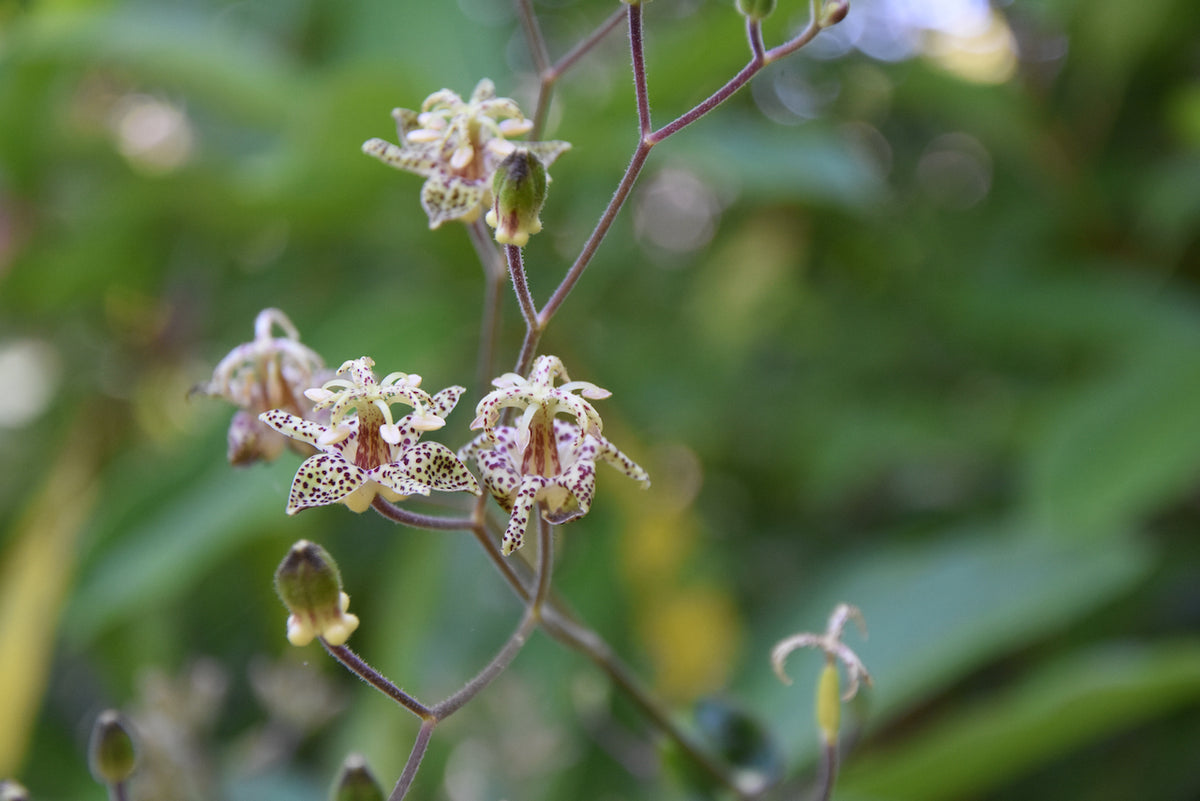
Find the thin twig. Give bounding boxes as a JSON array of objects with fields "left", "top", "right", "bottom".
[
  {"left": 764, "top": 5, "right": 823, "bottom": 64},
  {"left": 814, "top": 738, "right": 839, "bottom": 801},
  {"left": 506, "top": 243, "right": 540, "bottom": 328},
  {"left": 371, "top": 495, "right": 475, "bottom": 531},
  {"left": 388, "top": 719, "right": 436, "bottom": 801},
  {"left": 747, "top": 17, "right": 765, "bottom": 63},
  {"left": 539, "top": 606, "right": 754, "bottom": 799},
  {"left": 519, "top": 2, "right": 625, "bottom": 140},
  {"left": 554, "top": 7, "right": 625, "bottom": 79},
  {"left": 323, "top": 641, "right": 433, "bottom": 719},
  {"left": 629, "top": 2, "right": 652, "bottom": 136},
  {"left": 533, "top": 140, "right": 652, "bottom": 337}
]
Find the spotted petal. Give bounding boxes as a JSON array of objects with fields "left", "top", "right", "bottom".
[
  {"left": 502, "top": 475, "right": 548, "bottom": 555},
  {"left": 362, "top": 137, "right": 437, "bottom": 178},
  {"left": 371, "top": 464, "right": 435, "bottom": 498},
  {"left": 392, "top": 107, "right": 422, "bottom": 139},
  {"left": 420, "top": 172, "right": 486, "bottom": 228},
  {"left": 392, "top": 441, "right": 480, "bottom": 495},
  {"left": 287, "top": 453, "right": 369, "bottom": 514},
  {"left": 598, "top": 435, "right": 651, "bottom": 488},
  {"left": 260, "top": 409, "right": 330, "bottom": 450},
  {"left": 526, "top": 140, "right": 572, "bottom": 169}
]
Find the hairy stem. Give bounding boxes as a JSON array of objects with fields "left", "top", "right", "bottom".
[
  {"left": 323, "top": 641, "right": 433, "bottom": 719},
  {"left": 506, "top": 244, "right": 540, "bottom": 329},
  {"left": 517, "top": 1, "right": 625, "bottom": 140},
  {"left": 387, "top": 719, "right": 436, "bottom": 801},
  {"left": 747, "top": 16, "right": 765, "bottom": 62},
  {"left": 815, "top": 738, "right": 839, "bottom": 801},
  {"left": 530, "top": 2, "right": 653, "bottom": 344},
  {"left": 371, "top": 495, "right": 475, "bottom": 531},
  {"left": 539, "top": 606, "right": 754, "bottom": 799}
]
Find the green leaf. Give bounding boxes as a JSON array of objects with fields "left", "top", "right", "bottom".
[
  {"left": 1025, "top": 343, "right": 1200, "bottom": 537},
  {"left": 839, "top": 640, "right": 1200, "bottom": 801},
  {"left": 745, "top": 521, "right": 1153, "bottom": 770}
]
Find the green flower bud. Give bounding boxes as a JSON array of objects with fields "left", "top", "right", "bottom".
[
  {"left": 0, "top": 780, "right": 31, "bottom": 801},
  {"left": 88, "top": 710, "right": 137, "bottom": 785},
  {"left": 815, "top": 662, "right": 841, "bottom": 744},
  {"left": 275, "top": 540, "right": 360, "bottom": 647},
  {"left": 485, "top": 149, "right": 548, "bottom": 247},
  {"left": 818, "top": 0, "right": 848, "bottom": 28},
  {"left": 736, "top": 0, "right": 776, "bottom": 21},
  {"left": 331, "top": 754, "right": 385, "bottom": 801}
]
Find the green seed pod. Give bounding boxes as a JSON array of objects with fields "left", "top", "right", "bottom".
[
  {"left": 736, "top": 0, "right": 776, "bottom": 21},
  {"left": 815, "top": 662, "right": 841, "bottom": 744},
  {"left": 88, "top": 710, "right": 137, "bottom": 785},
  {"left": 485, "top": 149, "right": 548, "bottom": 247},
  {"left": 331, "top": 754, "right": 385, "bottom": 801}
]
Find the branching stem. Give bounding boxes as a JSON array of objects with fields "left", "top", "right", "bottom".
[{"left": 323, "top": 641, "right": 433, "bottom": 719}]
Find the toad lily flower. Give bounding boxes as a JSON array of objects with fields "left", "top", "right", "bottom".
[
  {"left": 260, "top": 357, "right": 480, "bottom": 514},
  {"left": 194, "top": 308, "right": 327, "bottom": 466},
  {"left": 362, "top": 79, "right": 570, "bottom": 229},
  {"left": 459, "top": 355, "right": 650, "bottom": 556}
]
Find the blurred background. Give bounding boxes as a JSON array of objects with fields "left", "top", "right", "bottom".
[{"left": 2, "top": 0, "right": 1199, "bottom": 799}]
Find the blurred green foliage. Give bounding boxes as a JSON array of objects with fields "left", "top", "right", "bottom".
[{"left": 2, "top": 0, "right": 1199, "bottom": 799}]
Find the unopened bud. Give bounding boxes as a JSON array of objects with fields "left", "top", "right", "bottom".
[
  {"left": 485, "top": 149, "right": 548, "bottom": 247},
  {"left": 818, "top": 0, "right": 848, "bottom": 28},
  {"left": 815, "top": 662, "right": 841, "bottom": 743},
  {"left": 736, "top": 0, "right": 776, "bottom": 21},
  {"left": 88, "top": 710, "right": 137, "bottom": 785},
  {"left": 332, "top": 754, "right": 385, "bottom": 801},
  {"left": 275, "top": 540, "right": 360, "bottom": 647},
  {"left": 0, "top": 780, "right": 30, "bottom": 801}
]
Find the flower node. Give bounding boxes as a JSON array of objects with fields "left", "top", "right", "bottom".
[
  {"left": 260, "top": 356, "right": 480, "bottom": 514},
  {"left": 460, "top": 355, "right": 650, "bottom": 555},
  {"left": 362, "top": 79, "right": 570, "bottom": 230}
]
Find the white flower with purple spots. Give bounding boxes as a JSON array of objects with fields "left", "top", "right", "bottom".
[
  {"left": 362, "top": 79, "right": 570, "bottom": 229},
  {"left": 195, "top": 308, "right": 328, "bottom": 466},
  {"left": 260, "top": 357, "right": 480, "bottom": 514},
  {"left": 459, "top": 355, "right": 650, "bottom": 555}
]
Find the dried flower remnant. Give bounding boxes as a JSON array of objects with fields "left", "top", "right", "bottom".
[
  {"left": 460, "top": 355, "right": 650, "bottom": 555},
  {"left": 363, "top": 79, "right": 570, "bottom": 229},
  {"left": 772, "top": 603, "right": 872, "bottom": 741},
  {"left": 195, "top": 308, "right": 327, "bottom": 466},
  {"left": 260, "top": 357, "right": 480, "bottom": 514}
]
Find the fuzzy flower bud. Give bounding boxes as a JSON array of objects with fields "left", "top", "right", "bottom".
[
  {"left": 275, "top": 540, "right": 360, "bottom": 647},
  {"left": 736, "top": 0, "right": 776, "bottom": 21},
  {"left": 818, "top": 0, "right": 849, "bottom": 28},
  {"left": 332, "top": 754, "right": 385, "bottom": 801},
  {"left": 88, "top": 710, "right": 137, "bottom": 785},
  {"left": 485, "top": 149, "right": 548, "bottom": 247}
]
